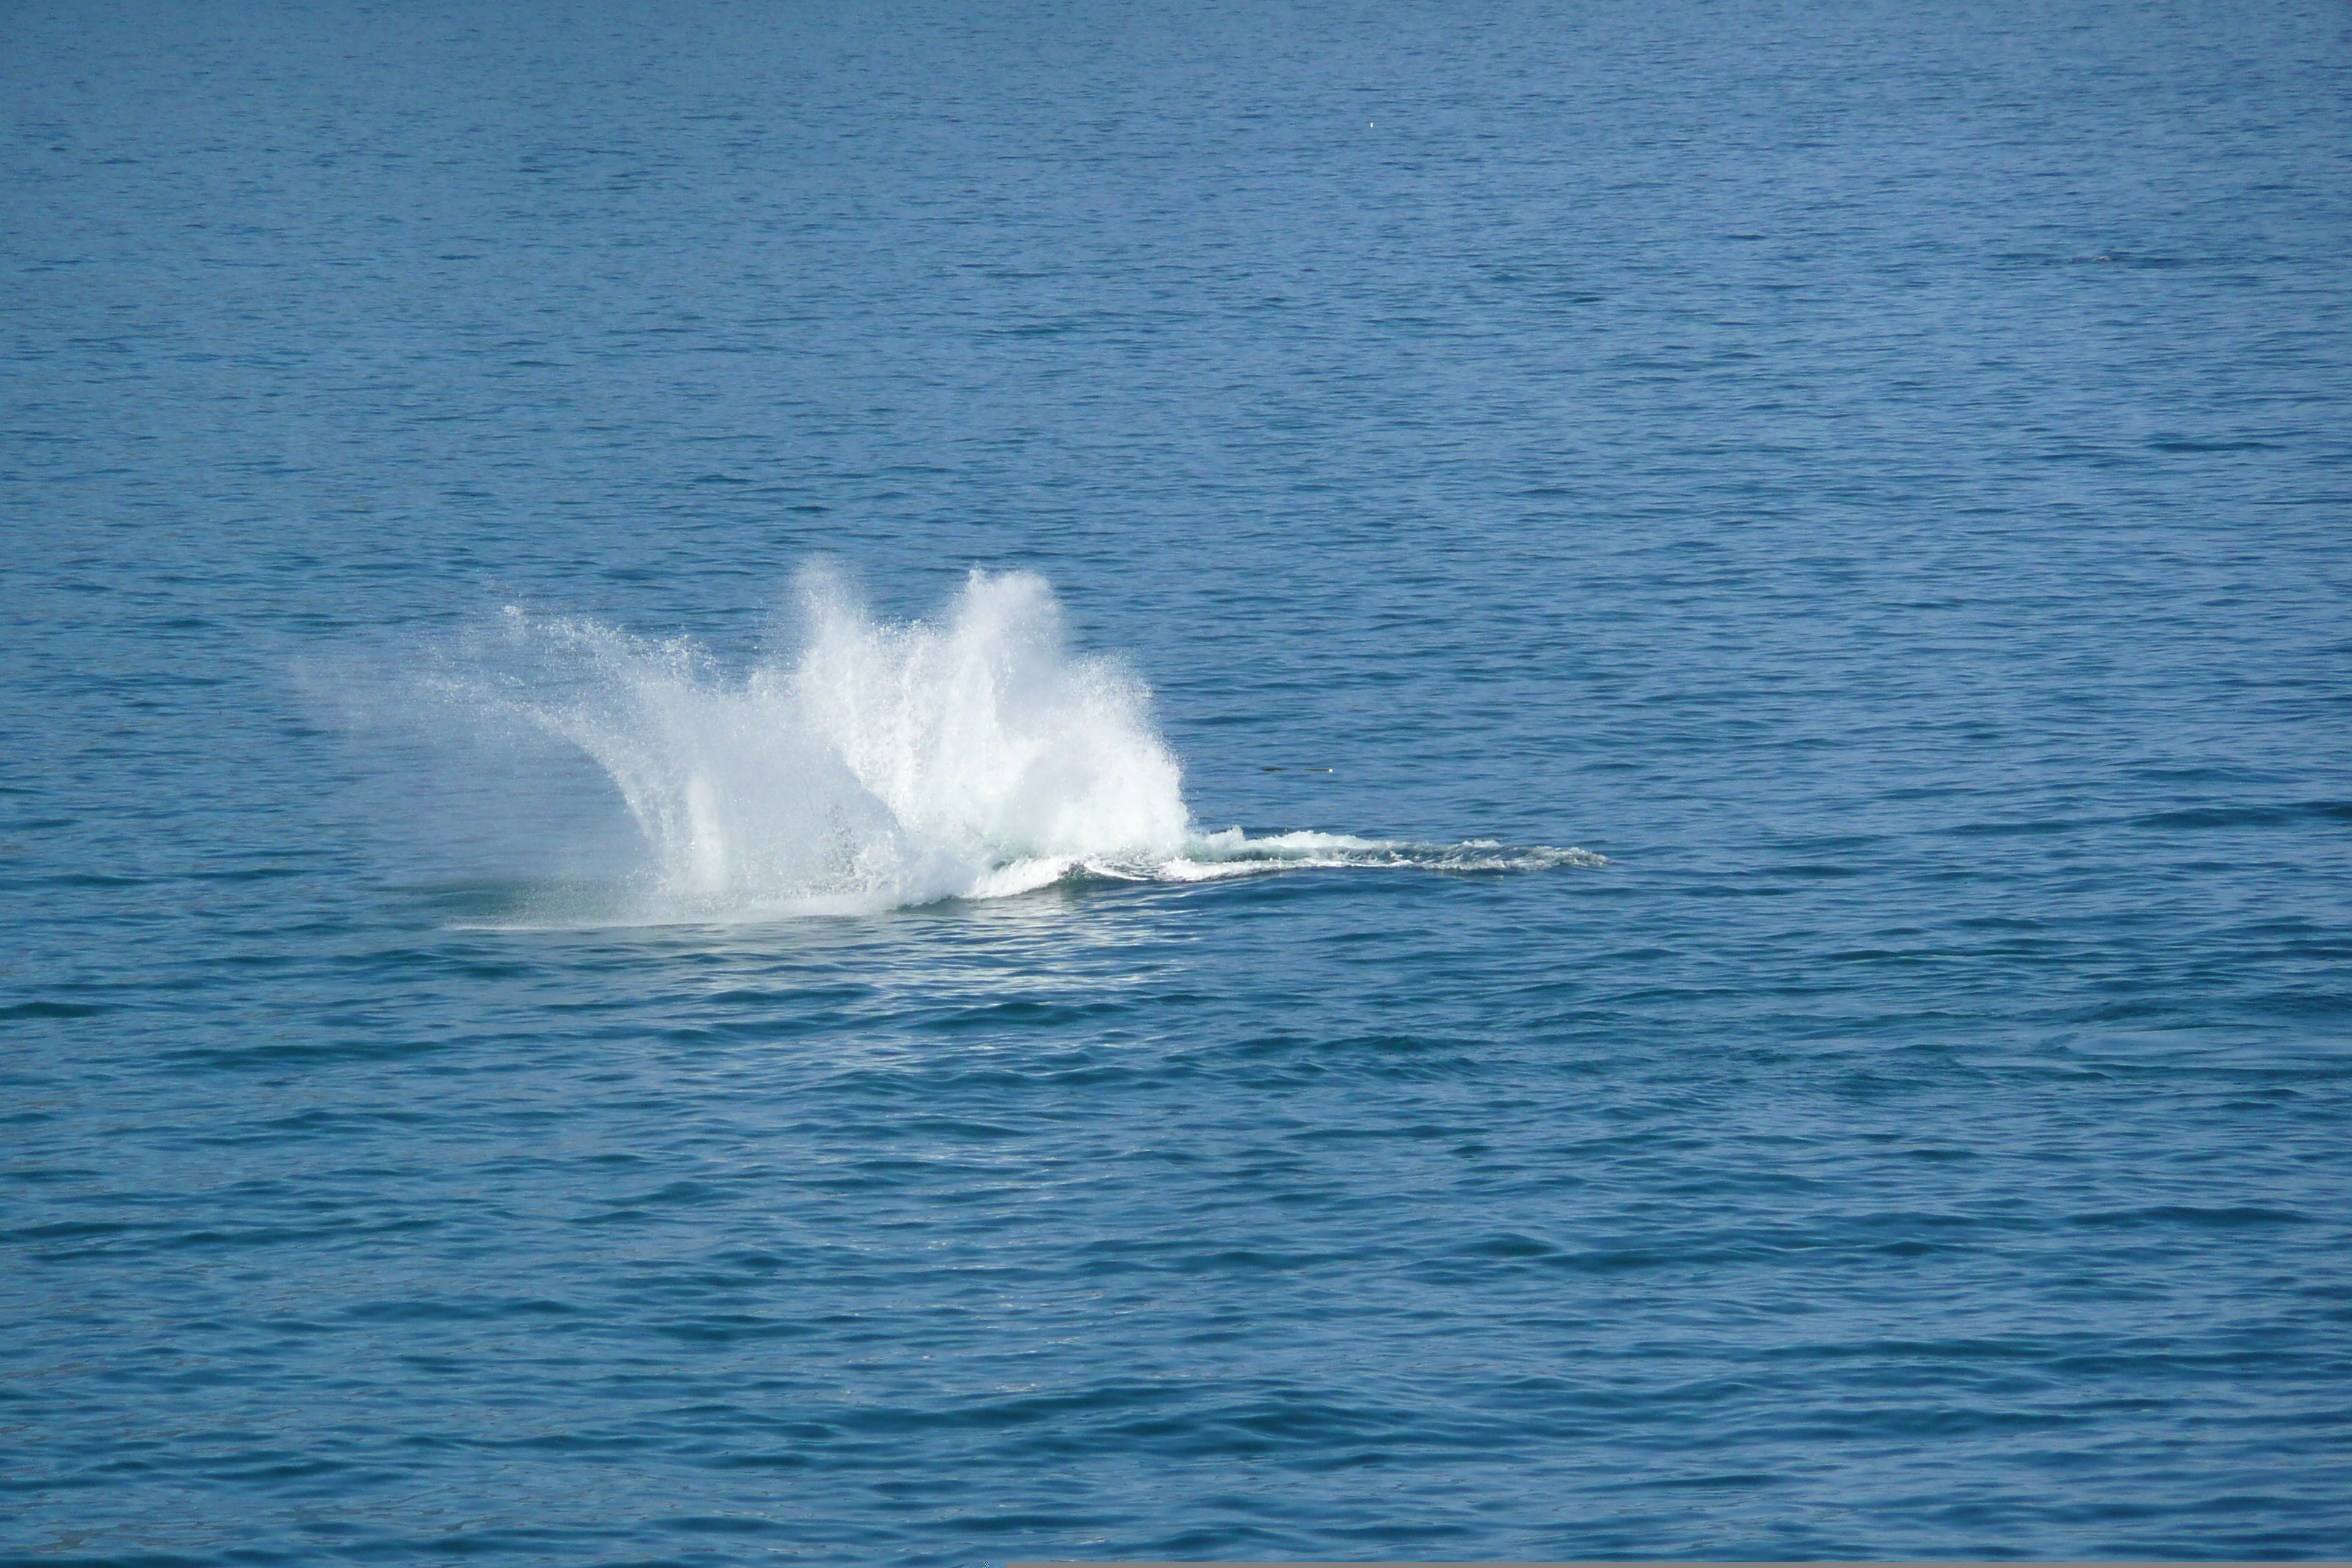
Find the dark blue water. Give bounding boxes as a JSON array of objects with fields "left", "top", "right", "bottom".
[{"left": 7, "top": 0, "right": 2352, "bottom": 1560}]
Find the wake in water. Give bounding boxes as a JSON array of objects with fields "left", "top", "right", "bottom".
[{"left": 429, "top": 569, "right": 1597, "bottom": 922}]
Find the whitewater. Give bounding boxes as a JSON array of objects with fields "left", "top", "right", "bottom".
[{"left": 434, "top": 568, "right": 1596, "bottom": 923}]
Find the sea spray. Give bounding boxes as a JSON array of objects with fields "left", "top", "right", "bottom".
[
  {"left": 792, "top": 570, "right": 1191, "bottom": 874},
  {"left": 423, "top": 568, "right": 1598, "bottom": 923},
  {"left": 466, "top": 569, "right": 1186, "bottom": 914}
]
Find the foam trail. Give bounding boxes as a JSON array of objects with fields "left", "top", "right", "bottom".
[{"left": 439, "top": 569, "right": 1598, "bottom": 923}]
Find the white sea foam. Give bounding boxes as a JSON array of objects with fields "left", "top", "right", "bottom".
[{"left": 437, "top": 569, "right": 1599, "bottom": 923}]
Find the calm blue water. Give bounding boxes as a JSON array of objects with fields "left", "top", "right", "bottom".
[{"left": 7, "top": 0, "right": 2352, "bottom": 1561}]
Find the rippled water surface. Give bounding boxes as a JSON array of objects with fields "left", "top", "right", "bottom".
[{"left": 7, "top": 0, "right": 2352, "bottom": 1561}]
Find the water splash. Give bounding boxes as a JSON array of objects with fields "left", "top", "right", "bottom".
[{"left": 437, "top": 569, "right": 1599, "bottom": 923}]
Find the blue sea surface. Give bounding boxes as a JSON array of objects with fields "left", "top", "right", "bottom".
[{"left": 6, "top": 0, "right": 2352, "bottom": 1561}]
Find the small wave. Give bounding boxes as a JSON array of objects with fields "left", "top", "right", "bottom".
[
  {"left": 1075, "top": 831, "right": 1604, "bottom": 887},
  {"left": 445, "top": 834, "right": 1605, "bottom": 929},
  {"left": 957, "top": 834, "right": 1603, "bottom": 897}
]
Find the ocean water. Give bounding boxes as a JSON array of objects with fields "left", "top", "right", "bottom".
[{"left": 5, "top": 0, "right": 2351, "bottom": 1561}]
